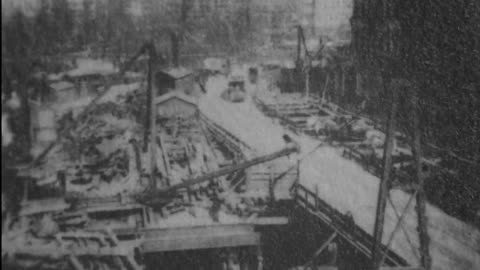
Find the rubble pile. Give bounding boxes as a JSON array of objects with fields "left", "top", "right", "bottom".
[{"left": 30, "top": 85, "right": 151, "bottom": 200}]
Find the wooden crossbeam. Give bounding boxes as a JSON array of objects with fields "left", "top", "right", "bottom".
[
  {"left": 379, "top": 268, "right": 424, "bottom": 270},
  {"left": 304, "top": 232, "right": 337, "bottom": 266},
  {"left": 140, "top": 224, "right": 261, "bottom": 252},
  {"left": 293, "top": 183, "right": 408, "bottom": 266},
  {"left": 69, "top": 255, "right": 84, "bottom": 270},
  {"left": 141, "top": 232, "right": 259, "bottom": 252},
  {"left": 9, "top": 245, "right": 133, "bottom": 257}
]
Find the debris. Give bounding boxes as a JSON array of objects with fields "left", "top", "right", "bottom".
[{"left": 33, "top": 214, "right": 59, "bottom": 238}]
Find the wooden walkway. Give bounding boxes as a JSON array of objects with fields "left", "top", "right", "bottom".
[{"left": 293, "top": 183, "right": 409, "bottom": 268}]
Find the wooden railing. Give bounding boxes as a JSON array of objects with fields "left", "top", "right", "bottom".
[
  {"left": 292, "top": 183, "right": 409, "bottom": 267},
  {"left": 199, "top": 112, "right": 252, "bottom": 157},
  {"left": 252, "top": 96, "right": 305, "bottom": 134}
]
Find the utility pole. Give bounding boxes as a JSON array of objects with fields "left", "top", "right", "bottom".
[
  {"left": 372, "top": 0, "right": 398, "bottom": 268},
  {"left": 411, "top": 87, "right": 432, "bottom": 270},
  {"left": 371, "top": 80, "right": 398, "bottom": 270},
  {"left": 358, "top": 0, "right": 432, "bottom": 268}
]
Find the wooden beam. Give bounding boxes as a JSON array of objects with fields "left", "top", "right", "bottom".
[
  {"left": 113, "top": 218, "right": 287, "bottom": 244},
  {"left": 69, "top": 255, "right": 84, "bottom": 270},
  {"left": 126, "top": 254, "right": 143, "bottom": 270},
  {"left": 144, "top": 41, "right": 154, "bottom": 152},
  {"left": 304, "top": 232, "right": 337, "bottom": 267},
  {"left": 113, "top": 257, "right": 127, "bottom": 270},
  {"left": 379, "top": 268, "right": 424, "bottom": 270},
  {"left": 142, "top": 146, "right": 298, "bottom": 201},
  {"left": 9, "top": 244, "right": 134, "bottom": 257},
  {"left": 250, "top": 217, "right": 288, "bottom": 225},
  {"left": 156, "top": 134, "right": 171, "bottom": 185},
  {"left": 141, "top": 229, "right": 260, "bottom": 252},
  {"left": 148, "top": 44, "right": 157, "bottom": 189}
]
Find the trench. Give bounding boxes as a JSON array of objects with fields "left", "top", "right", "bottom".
[{"left": 143, "top": 201, "right": 373, "bottom": 270}]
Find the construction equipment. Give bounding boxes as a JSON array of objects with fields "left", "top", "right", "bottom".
[
  {"left": 221, "top": 76, "right": 247, "bottom": 103},
  {"left": 139, "top": 141, "right": 300, "bottom": 205}
]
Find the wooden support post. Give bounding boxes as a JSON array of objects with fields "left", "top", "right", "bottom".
[
  {"left": 105, "top": 228, "right": 120, "bottom": 246},
  {"left": 143, "top": 42, "right": 153, "bottom": 152},
  {"left": 142, "top": 207, "right": 149, "bottom": 227},
  {"left": 149, "top": 88, "right": 157, "bottom": 189},
  {"left": 269, "top": 170, "right": 275, "bottom": 204},
  {"left": 371, "top": 80, "right": 398, "bottom": 270},
  {"left": 296, "top": 159, "right": 300, "bottom": 186},
  {"left": 322, "top": 73, "right": 330, "bottom": 104},
  {"left": 22, "top": 179, "right": 29, "bottom": 202},
  {"left": 355, "top": 72, "right": 362, "bottom": 96},
  {"left": 306, "top": 67, "right": 310, "bottom": 99},
  {"left": 58, "top": 171, "right": 66, "bottom": 195},
  {"left": 334, "top": 69, "right": 340, "bottom": 104},
  {"left": 157, "top": 134, "right": 170, "bottom": 186},
  {"left": 69, "top": 255, "right": 84, "bottom": 270},
  {"left": 256, "top": 245, "right": 263, "bottom": 270},
  {"left": 126, "top": 254, "right": 143, "bottom": 270},
  {"left": 411, "top": 88, "right": 432, "bottom": 270},
  {"left": 293, "top": 160, "right": 300, "bottom": 201},
  {"left": 113, "top": 257, "right": 127, "bottom": 270},
  {"left": 296, "top": 25, "right": 302, "bottom": 64},
  {"left": 130, "top": 140, "right": 142, "bottom": 173},
  {"left": 187, "top": 187, "right": 192, "bottom": 202},
  {"left": 240, "top": 247, "right": 249, "bottom": 270}
]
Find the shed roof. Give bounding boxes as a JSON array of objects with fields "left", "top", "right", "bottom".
[
  {"left": 159, "top": 67, "right": 193, "bottom": 80},
  {"left": 49, "top": 81, "right": 75, "bottom": 91},
  {"left": 66, "top": 58, "right": 118, "bottom": 78},
  {"left": 47, "top": 73, "right": 65, "bottom": 82},
  {"left": 203, "top": 57, "right": 227, "bottom": 71},
  {"left": 154, "top": 91, "right": 197, "bottom": 106}
]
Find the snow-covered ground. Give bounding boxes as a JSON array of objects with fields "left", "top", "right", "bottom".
[{"left": 199, "top": 73, "right": 480, "bottom": 270}]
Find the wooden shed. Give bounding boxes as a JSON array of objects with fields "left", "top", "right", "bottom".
[
  {"left": 155, "top": 92, "right": 198, "bottom": 119},
  {"left": 155, "top": 68, "right": 194, "bottom": 96},
  {"left": 49, "top": 81, "right": 77, "bottom": 103}
]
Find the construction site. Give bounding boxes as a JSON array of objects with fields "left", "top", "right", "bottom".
[{"left": 2, "top": 1, "right": 480, "bottom": 270}]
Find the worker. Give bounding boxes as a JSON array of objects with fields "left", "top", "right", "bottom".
[
  {"left": 283, "top": 134, "right": 300, "bottom": 150},
  {"left": 326, "top": 242, "right": 338, "bottom": 266},
  {"left": 345, "top": 211, "right": 355, "bottom": 234},
  {"left": 227, "top": 251, "right": 240, "bottom": 270},
  {"left": 209, "top": 192, "right": 222, "bottom": 222}
]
